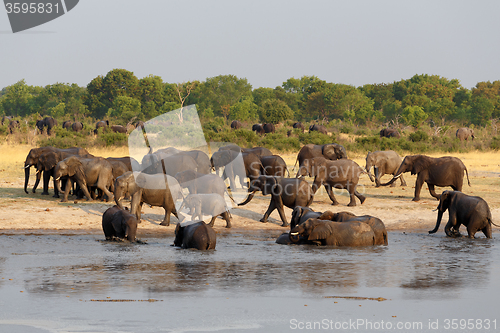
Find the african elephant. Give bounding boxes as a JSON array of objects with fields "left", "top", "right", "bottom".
[
  {"left": 24, "top": 147, "right": 90, "bottom": 195},
  {"left": 290, "top": 206, "right": 322, "bottom": 229},
  {"left": 381, "top": 155, "right": 471, "bottom": 201},
  {"left": 289, "top": 219, "right": 375, "bottom": 246},
  {"left": 180, "top": 193, "right": 231, "bottom": 228},
  {"left": 261, "top": 155, "right": 289, "bottom": 177},
  {"left": 62, "top": 120, "right": 72, "bottom": 130},
  {"left": 94, "top": 120, "right": 109, "bottom": 134},
  {"left": 294, "top": 143, "right": 347, "bottom": 177},
  {"left": 182, "top": 150, "right": 211, "bottom": 174},
  {"left": 102, "top": 205, "right": 138, "bottom": 242},
  {"left": 54, "top": 156, "right": 114, "bottom": 202},
  {"left": 308, "top": 157, "right": 371, "bottom": 206},
  {"left": 111, "top": 125, "right": 127, "bottom": 133},
  {"left": 8, "top": 120, "right": 20, "bottom": 134},
  {"left": 379, "top": 128, "right": 400, "bottom": 138},
  {"left": 114, "top": 171, "right": 183, "bottom": 226},
  {"left": 106, "top": 157, "right": 140, "bottom": 172},
  {"left": 230, "top": 120, "right": 242, "bottom": 129},
  {"left": 429, "top": 191, "right": 498, "bottom": 238},
  {"left": 238, "top": 175, "right": 314, "bottom": 227},
  {"left": 308, "top": 124, "right": 328, "bottom": 135},
  {"left": 142, "top": 153, "right": 198, "bottom": 177},
  {"left": 263, "top": 123, "right": 275, "bottom": 133},
  {"left": 365, "top": 150, "right": 406, "bottom": 187},
  {"left": 293, "top": 122, "right": 305, "bottom": 132},
  {"left": 106, "top": 159, "right": 129, "bottom": 180},
  {"left": 241, "top": 146, "right": 273, "bottom": 157},
  {"left": 456, "top": 127, "right": 474, "bottom": 141},
  {"left": 36, "top": 117, "right": 57, "bottom": 135},
  {"left": 318, "top": 211, "right": 388, "bottom": 245},
  {"left": 174, "top": 170, "right": 231, "bottom": 200},
  {"left": 252, "top": 124, "right": 265, "bottom": 135},
  {"left": 173, "top": 221, "right": 216, "bottom": 250},
  {"left": 71, "top": 122, "right": 84, "bottom": 132},
  {"left": 211, "top": 150, "right": 262, "bottom": 189}
]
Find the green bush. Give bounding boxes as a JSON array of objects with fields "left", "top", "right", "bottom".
[
  {"left": 490, "top": 136, "right": 500, "bottom": 150},
  {"left": 96, "top": 131, "right": 128, "bottom": 147},
  {"left": 340, "top": 125, "right": 354, "bottom": 134},
  {"left": 409, "top": 130, "right": 429, "bottom": 142}
]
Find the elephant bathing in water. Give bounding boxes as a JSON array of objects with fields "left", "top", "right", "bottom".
[
  {"left": 102, "top": 205, "right": 138, "bottom": 242},
  {"left": 381, "top": 155, "right": 470, "bottom": 201},
  {"left": 429, "top": 191, "right": 498, "bottom": 238},
  {"left": 173, "top": 221, "right": 216, "bottom": 250}
]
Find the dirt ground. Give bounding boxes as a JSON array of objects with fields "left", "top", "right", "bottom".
[{"left": 1, "top": 145, "right": 499, "bottom": 238}]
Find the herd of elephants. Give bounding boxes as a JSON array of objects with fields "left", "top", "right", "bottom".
[{"left": 20, "top": 124, "right": 494, "bottom": 250}]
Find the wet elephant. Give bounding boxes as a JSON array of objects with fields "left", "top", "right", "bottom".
[
  {"left": 429, "top": 191, "right": 497, "bottom": 238},
  {"left": 365, "top": 150, "right": 406, "bottom": 187},
  {"left": 174, "top": 221, "right": 216, "bottom": 250},
  {"left": 381, "top": 155, "right": 471, "bottom": 201},
  {"left": 102, "top": 205, "right": 138, "bottom": 242},
  {"left": 290, "top": 219, "right": 375, "bottom": 246}
]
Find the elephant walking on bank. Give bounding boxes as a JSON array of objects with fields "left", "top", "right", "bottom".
[
  {"left": 381, "top": 155, "right": 470, "bottom": 201},
  {"left": 429, "top": 191, "right": 498, "bottom": 238},
  {"left": 365, "top": 150, "right": 406, "bottom": 187}
]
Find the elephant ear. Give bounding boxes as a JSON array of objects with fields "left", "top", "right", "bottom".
[
  {"left": 322, "top": 144, "right": 336, "bottom": 160},
  {"left": 308, "top": 223, "right": 331, "bottom": 241},
  {"left": 437, "top": 191, "right": 453, "bottom": 212},
  {"left": 411, "top": 156, "right": 429, "bottom": 175},
  {"left": 67, "top": 157, "right": 84, "bottom": 178},
  {"left": 43, "top": 153, "right": 58, "bottom": 170}
]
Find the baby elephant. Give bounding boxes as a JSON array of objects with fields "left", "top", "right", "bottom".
[
  {"left": 102, "top": 205, "right": 138, "bottom": 242},
  {"left": 173, "top": 221, "right": 217, "bottom": 250},
  {"left": 181, "top": 194, "right": 232, "bottom": 228},
  {"left": 429, "top": 190, "right": 498, "bottom": 238},
  {"left": 289, "top": 218, "right": 375, "bottom": 246}
]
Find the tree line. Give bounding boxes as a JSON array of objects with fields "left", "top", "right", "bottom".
[{"left": 1, "top": 69, "right": 499, "bottom": 128}]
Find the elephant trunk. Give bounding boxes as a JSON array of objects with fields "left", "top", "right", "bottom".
[
  {"left": 366, "top": 165, "right": 375, "bottom": 183},
  {"left": 379, "top": 173, "right": 401, "bottom": 187},
  {"left": 24, "top": 164, "right": 31, "bottom": 194},
  {"left": 237, "top": 190, "right": 257, "bottom": 206},
  {"left": 114, "top": 187, "right": 125, "bottom": 209},
  {"left": 429, "top": 210, "right": 443, "bottom": 234}
]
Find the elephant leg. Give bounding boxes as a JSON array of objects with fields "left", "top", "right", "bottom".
[
  {"left": 160, "top": 208, "right": 171, "bottom": 226},
  {"left": 374, "top": 168, "right": 381, "bottom": 187},
  {"left": 42, "top": 170, "right": 51, "bottom": 195},
  {"left": 346, "top": 182, "right": 363, "bottom": 207},
  {"left": 354, "top": 188, "right": 366, "bottom": 205},
  {"left": 61, "top": 181, "right": 72, "bottom": 202},
  {"left": 400, "top": 175, "right": 407, "bottom": 187},
  {"left": 274, "top": 200, "right": 288, "bottom": 227},
  {"left": 325, "top": 184, "right": 339, "bottom": 205},
  {"left": 428, "top": 184, "right": 440, "bottom": 200},
  {"left": 97, "top": 179, "right": 114, "bottom": 202},
  {"left": 412, "top": 175, "right": 425, "bottom": 201},
  {"left": 481, "top": 223, "right": 492, "bottom": 239},
  {"left": 78, "top": 181, "right": 93, "bottom": 201},
  {"left": 52, "top": 171, "right": 60, "bottom": 198},
  {"left": 261, "top": 200, "right": 277, "bottom": 223},
  {"left": 32, "top": 170, "right": 42, "bottom": 194},
  {"left": 221, "top": 211, "right": 232, "bottom": 228},
  {"left": 208, "top": 216, "right": 217, "bottom": 227}
]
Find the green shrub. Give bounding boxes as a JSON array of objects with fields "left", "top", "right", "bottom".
[
  {"left": 340, "top": 125, "right": 354, "bottom": 134},
  {"left": 409, "top": 130, "right": 429, "bottom": 142},
  {"left": 96, "top": 132, "right": 128, "bottom": 147},
  {"left": 490, "top": 136, "right": 500, "bottom": 150}
]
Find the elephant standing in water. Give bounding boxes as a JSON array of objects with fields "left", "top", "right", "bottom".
[
  {"left": 174, "top": 221, "right": 216, "bottom": 250},
  {"left": 381, "top": 155, "right": 470, "bottom": 201},
  {"left": 102, "top": 205, "right": 138, "bottom": 242},
  {"left": 365, "top": 150, "right": 406, "bottom": 187},
  {"left": 429, "top": 191, "right": 498, "bottom": 238}
]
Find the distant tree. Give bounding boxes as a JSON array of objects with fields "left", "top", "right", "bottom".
[
  {"left": 107, "top": 96, "right": 141, "bottom": 124},
  {"left": 260, "top": 99, "right": 293, "bottom": 124},
  {"left": 139, "top": 75, "right": 164, "bottom": 116},
  {"left": 0, "top": 80, "right": 37, "bottom": 116},
  {"left": 229, "top": 97, "right": 258, "bottom": 121},
  {"left": 401, "top": 105, "right": 427, "bottom": 127}
]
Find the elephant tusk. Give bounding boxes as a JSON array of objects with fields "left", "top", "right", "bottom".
[
  {"left": 24, "top": 164, "right": 31, "bottom": 169},
  {"left": 55, "top": 177, "right": 60, "bottom": 181},
  {"left": 432, "top": 208, "right": 438, "bottom": 212},
  {"left": 393, "top": 174, "right": 402, "bottom": 179},
  {"left": 290, "top": 232, "right": 299, "bottom": 236}
]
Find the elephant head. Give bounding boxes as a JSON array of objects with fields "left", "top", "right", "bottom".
[
  {"left": 322, "top": 143, "right": 347, "bottom": 160},
  {"left": 24, "top": 147, "right": 56, "bottom": 193},
  {"left": 429, "top": 190, "right": 454, "bottom": 235},
  {"left": 173, "top": 223, "right": 185, "bottom": 247},
  {"left": 289, "top": 219, "right": 328, "bottom": 243},
  {"left": 290, "top": 206, "right": 314, "bottom": 229},
  {"left": 114, "top": 172, "right": 140, "bottom": 209},
  {"left": 380, "top": 155, "right": 428, "bottom": 186},
  {"left": 54, "top": 157, "right": 83, "bottom": 192},
  {"left": 103, "top": 206, "right": 138, "bottom": 242}
]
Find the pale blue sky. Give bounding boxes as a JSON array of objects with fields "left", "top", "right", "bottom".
[{"left": 1, "top": 0, "right": 499, "bottom": 90}]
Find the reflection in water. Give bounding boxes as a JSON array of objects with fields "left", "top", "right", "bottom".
[{"left": 0, "top": 233, "right": 495, "bottom": 300}]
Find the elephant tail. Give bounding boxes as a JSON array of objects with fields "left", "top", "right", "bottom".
[
  {"left": 465, "top": 166, "right": 471, "bottom": 187},
  {"left": 490, "top": 217, "right": 500, "bottom": 228}
]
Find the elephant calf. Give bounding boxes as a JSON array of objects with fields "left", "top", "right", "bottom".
[
  {"left": 174, "top": 221, "right": 216, "bottom": 250},
  {"left": 290, "top": 219, "right": 375, "bottom": 246},
  {"left": 180, "top": 193, "right": 232, "bottom": 228},
  {"left": 429, "top": 190, "right": 498, "bottom": 238},
  {"left": 102, "top": 206, "right": 138, "bottom": 242}
]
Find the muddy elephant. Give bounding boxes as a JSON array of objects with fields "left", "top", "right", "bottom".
[
  {"left": 292, "top": 122, "right": 305, "bottom": 132},
  {"left": 8, "top": 120, "right": 20, "bottom": 134},
  {"left": 114, "top": 171, "right": 183, "bottom": 226},
  {"left": 252, "top": 124, "right": 265, "bottom": 135},
  {"left": 102, "top": 205, "right": 138, "bottom": 242},
  {"left": 294, "top": 143, "right": 347, "bottom": 177},
  {"left": 261, "top": 155, "right": 289, "bottom": 177},
  {"left": 174, "top": 221, "right": 217, "bottom": 250},
  {"left": 71, "top": 122, "right": 84, "bottom": 132},
  {"left": 24, "top": 146, "right": 90, "bottom": 195},
  {"left": 379, "top": 128, "right": 400, "bottom": 138},
  {"left": 238, "top": 175, "right": 314, "bottom": 227},
  {"left": 365, "top": 150, "right": 406, "bottom": 187},
  {"left": 54, "top": 156, "right": 114, "bottom": 202},
  {"left": 263, "top": 123, "right": 275, "bottom": 133},
  {"left": 318, "top": 211, "right": 388, "bottom": 245},
  {"left": 36, "top": 117, "right": 57, "bottom": 135},
  {"left": 289, "top": 219, "right": 375, "bottom": 246},
  {"left": 429, "top": 191, "right": 498, "bottom": 238},
  {"left": 230, "top": 120, "right": 242, "bottom": 129},
  {"left": 309, "top": 157, "right": 372, "bottom": 206},
  {"left": 456, "top": 127, "right": 474, "bottom": 141},
  {"left": 94, "top": 120, "right": 109, "bottom": 134},
  {"left": 381, "top": 155, "right": 471, "bottom": 201},
  {"left": 309, "top": 124, "right": 328, "bottom": 135},
  {"left": 180, "top": 193, "right": 232, "bottom": 228}
]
